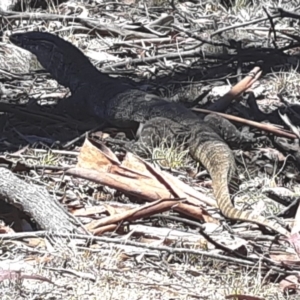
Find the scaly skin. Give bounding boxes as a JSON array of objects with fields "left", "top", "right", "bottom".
[
  {"left": 193, "top": 139, "right": 290, "bottom": 236},
  {"left": 9, "top": 31, "right": 290, "bottom": 236}
]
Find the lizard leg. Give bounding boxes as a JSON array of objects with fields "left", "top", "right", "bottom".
[
  {"left": 119, "top": 117, "right": 190, "bottom": 156},
  {"left": 204, "top": 114, "right": 259, "bottom": 148},
  {"left": 55, "top": 87, "right": 92, "bottom": 120}
]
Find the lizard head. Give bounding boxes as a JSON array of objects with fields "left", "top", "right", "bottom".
[
  {"left": 9, "top": 31, "right": 99, "bottom": 92},
  {"left": 9, "top": 31, "right": 57, "bottom": 55}
]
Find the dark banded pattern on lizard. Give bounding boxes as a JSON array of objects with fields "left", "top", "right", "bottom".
[{"left": 9, "top": 31, "right": 290, "bottom": 236}]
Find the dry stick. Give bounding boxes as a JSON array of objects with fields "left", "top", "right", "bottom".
[
  {"left": 1, "top": 231, "right": 296, "bottom": 274},
  {"left": 114, "top": 37, "right": 185, "bottom": 46},
  {"left": 0, "top": 270, "right": 55, "bottom": 285},
  {"left": 263, "top": 6, "right": 278, "bottom": 44},
  {"left": 171, "top": 24, "right": 229, "bottom": 48},
  {"left": 206, "top": 67, "right": 261, "bottom": 112},
  {"left": 143, "top": 15, "right": 174, "bottom": 36},
  {"left": 103, "top": 47, "right": 230, "bottom": 70},
  {"left": 277, "top": 7, "right": 300, "bottom": 20},
  {"left": 0, "top": 10, "right": 156, "bottom": 39},
  {"left": 170, "top": 0, "right": 230, "bottom": 48},
  {"left": 211, "top": 12, "right": 281, "bottom": 37},
  {"left": 193, "top": 108, "right": 297, "bottom": 139},
  {"left": 0, "top": 69, "right": 33, "bottom": 80},
  {"left": 86, "top": 198, "right": 186, "bottom": 232}
]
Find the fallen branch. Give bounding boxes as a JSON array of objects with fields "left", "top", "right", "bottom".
[
  {"left": 193, "top": 108, "right": 297, "bottom": 139},
  {"left": 205, "top": 67, "right": 262, "bottom": 112},
  {"left": 0, "top": 167, "right": 83, "bottom": 233}
]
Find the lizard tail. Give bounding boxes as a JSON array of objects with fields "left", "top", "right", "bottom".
[{"left": 196, "top": 140, "right": 290, "bottom": 237}]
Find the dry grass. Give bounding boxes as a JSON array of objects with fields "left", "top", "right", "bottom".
[
  {"left": 269, "top": 66, "right": 300, "bottom": 101},
  {"left": 0, "top": 238, "right": 291, "bottom": 300},
  {"left": 151, "top": 139, "right": 190, "bottom": 169}
]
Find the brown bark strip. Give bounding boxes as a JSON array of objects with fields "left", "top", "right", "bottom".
[
  {"left": 86, "top": 198, "right": 212, "bottom": 234},
  {"left": 206, "top": 67, "right": 261, "bottom": 112},
  {"left": 193, "top": 108, "right": 297, "bottom": 139}
]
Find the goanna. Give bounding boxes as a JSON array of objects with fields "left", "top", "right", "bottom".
[{"left": 9, "top": 31, "right": 290, "bottom": 236}]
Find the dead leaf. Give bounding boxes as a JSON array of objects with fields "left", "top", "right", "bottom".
[
  {"left": 279, "top": 275, "right": 300, "bottom": 294},
  {"left": 77, "top": 138, "right": 120, "bottom": 172},
  {"left": 70, "top": 138, "right": 220, "bottom": 234},
  {"left": 270, "top": 252, "right": 300, "bottom": 266},
  {"left": 288, "top": 232, "right": 300, "bottom": 255}
]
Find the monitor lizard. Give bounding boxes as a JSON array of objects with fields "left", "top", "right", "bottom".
[{"left": 9, "top": 31, "right": 290, "bottom": 236}]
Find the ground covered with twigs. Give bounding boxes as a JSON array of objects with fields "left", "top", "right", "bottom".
[{"left": 1, "top": 0, "right": 300, "bottom": 299}]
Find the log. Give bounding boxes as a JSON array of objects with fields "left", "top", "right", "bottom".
[{"left": 0, "top": 167, "right": 81, "bottom": 233}]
